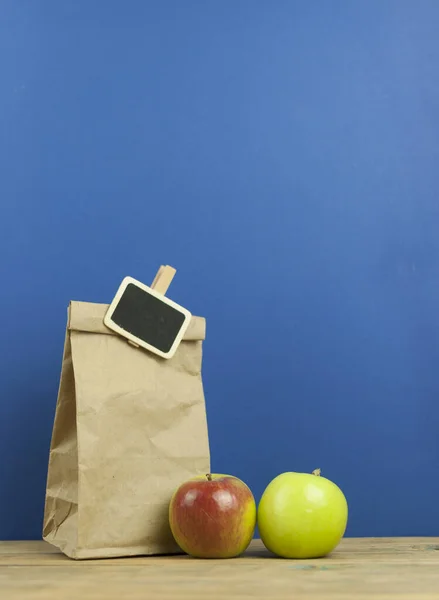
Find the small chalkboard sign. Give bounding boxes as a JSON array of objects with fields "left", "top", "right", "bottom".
[{"left": 104, "top": 268, "right": 191, "bottom": 359}]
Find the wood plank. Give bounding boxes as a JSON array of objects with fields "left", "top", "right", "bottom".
[{"left": 1, "top": 538, "right": 439, "bottom": 599}]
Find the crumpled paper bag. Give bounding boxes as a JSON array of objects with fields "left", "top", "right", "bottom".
[{"left": 43, "top": 301, "right": 210, "bottom": 559}]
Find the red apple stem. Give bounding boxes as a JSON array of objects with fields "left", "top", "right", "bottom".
[
  {"left": 206, "top": 473, "right": 212, "bottom": 481},
  {"left": 312, "top": 468, "right": 321, "bottom": 476}
]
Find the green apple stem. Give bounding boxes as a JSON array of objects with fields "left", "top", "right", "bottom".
[
  {"left": 312, "top": 468, "right": 321, "bottom": 476},
  {"left": 206, "top": 473, "right": 213, "bottom": 481}
]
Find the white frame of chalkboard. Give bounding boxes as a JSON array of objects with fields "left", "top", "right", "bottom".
[{"left": 104, "top": 276, "right": 192, "bottom": 359}]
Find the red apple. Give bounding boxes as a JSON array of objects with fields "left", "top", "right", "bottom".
[{"left": 169, "top": 473, "right": 256, "bottom": 558}]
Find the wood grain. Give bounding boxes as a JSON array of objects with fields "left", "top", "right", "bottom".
[{"left": 1, "top": 538, "right": 439, "bottom": 599}]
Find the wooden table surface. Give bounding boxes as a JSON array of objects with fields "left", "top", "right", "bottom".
[{"left": 1, "top": 538, "right": 439, "bottom": 599}]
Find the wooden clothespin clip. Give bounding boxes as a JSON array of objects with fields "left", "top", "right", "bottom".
[{"left": 150, "top": 265, "right": 176, "bottom": 295}]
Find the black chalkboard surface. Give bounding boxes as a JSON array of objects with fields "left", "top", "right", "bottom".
[{"left": 104, "top": 276, "right": 191, "bottom": 359}]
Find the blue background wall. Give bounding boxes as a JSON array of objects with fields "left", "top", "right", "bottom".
[{"left": 1, "top": 0, "right": 439, "bottom": 539}]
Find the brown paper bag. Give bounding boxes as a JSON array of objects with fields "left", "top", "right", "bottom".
[{"left": 43, "top": 301, "right": 210, "bottom": 559}]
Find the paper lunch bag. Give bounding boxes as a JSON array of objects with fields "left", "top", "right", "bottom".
[{"left": 43, "top": 301, "right": 210, "bottom": 559}]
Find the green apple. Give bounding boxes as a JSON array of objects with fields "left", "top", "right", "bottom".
[{"left": 258, "top": 469, "right": 348, "bottom": 558}]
